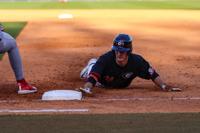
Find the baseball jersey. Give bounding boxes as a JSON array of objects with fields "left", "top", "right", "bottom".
[{"left": 88, "top": 51, "right": 159, "bottom": 88}]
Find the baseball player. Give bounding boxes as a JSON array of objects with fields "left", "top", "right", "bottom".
[
  {"left": 0, "top": 23, "right": 37, "bottom": 94},
  {"left": 79, "top": 33, "right": 181, "bottom": 95}
]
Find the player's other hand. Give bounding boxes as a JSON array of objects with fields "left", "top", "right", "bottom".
[
  {"left": 76, "top": 87, "right": 94, "bottom": 97},
  {"left": 162, "top": 84, "right": 182, "bottom": 92}
]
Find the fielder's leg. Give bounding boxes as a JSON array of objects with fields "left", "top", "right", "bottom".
[{"left": 0, "top": 32, "right": 37, "bottom": 94}]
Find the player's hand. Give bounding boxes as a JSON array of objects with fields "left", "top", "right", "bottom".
[
  {"left": 162, "top": 84, "right": 182, "bottom": 92},
  {"left": 76, "top": 87, "right": 94, "bottom": 97},
  {"left": 0, "top": 23, "right": 4, "bottom": 31}
]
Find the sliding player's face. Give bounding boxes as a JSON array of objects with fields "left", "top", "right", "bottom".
[{"left": 115, "top": 51, "right": 128, "bottom": 66}]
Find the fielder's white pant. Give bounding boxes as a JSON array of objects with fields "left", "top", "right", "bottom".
[{"left": 0, "top": 31, "right": 24, "bottom": 80}]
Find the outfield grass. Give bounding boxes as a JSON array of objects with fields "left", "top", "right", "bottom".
[
  {"left": 0, "top": 1, "right": 200, "bottom": 9},
  {"left": 0, "top": 22, "right": 26, "bottom": 60},
  {"left": 0, "top": 113, "right": 199, "bottom": 133}
]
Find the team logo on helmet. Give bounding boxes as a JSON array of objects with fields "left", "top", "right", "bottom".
[{"left": 117, "top": 41, "right": 125, "bottom": 47}]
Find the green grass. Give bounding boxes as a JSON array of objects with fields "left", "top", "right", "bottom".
[
  {"left": 0, "top": 1, "right": 200, "bottom": 9},
  {"left": 0, "top": 22, "right": 26, "bottom": 60},
  {"left": 0, "top": 113, "right": 199, "bottom": 133},
  {"left": 1, "top": 22, "right": 27, "bottom": 38}
]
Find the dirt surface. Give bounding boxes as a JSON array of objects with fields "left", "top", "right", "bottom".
[{"left": 0, "top": 10, "right": 200, "bottom": 114}]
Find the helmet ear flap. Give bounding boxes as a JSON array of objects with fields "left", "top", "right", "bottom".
[{"left": 127, "top": 49, "right": 132, "bottom": 54}]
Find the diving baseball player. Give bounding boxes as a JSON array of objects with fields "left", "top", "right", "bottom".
[
  {"left": 0, "top": 23, "right": 37, "bottom": 94},
  {"left": 79, "top": 33, "right": 181, "bottom": 95}
]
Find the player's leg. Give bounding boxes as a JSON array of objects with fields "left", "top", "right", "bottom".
[
  {"left": 0, "top": 32, "right": 37, "bottom": 94},
  {"left": 80, "top": 58, "right": 104, "bottom": 88},
  {"left": 80, "top": 58, "right": 97, "bottom": 79},
  {"left": 0, "top": 31, "right": 24, "bottom": 80},
  {"left": 7, "top": 40, "right": 38, "bottom": 94},
  {"left": 79, "top": 58, "right": 106, "bottom": 95}
]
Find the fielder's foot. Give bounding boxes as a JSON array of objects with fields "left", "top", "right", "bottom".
[
  {"left": 17, "top": 79, "right": 37, "bottom": 94},
  {"left": 80, "top": 58, "right": 97, "bottom": 79}
]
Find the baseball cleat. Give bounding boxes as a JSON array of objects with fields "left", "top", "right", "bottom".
[
  {"left": 17, "top": 80, "right": 37, "bottom": 94},
  {"left": 80, "top": 58, "right": 97, "bottom": 79}
]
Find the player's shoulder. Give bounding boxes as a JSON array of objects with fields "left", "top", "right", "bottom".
[
  {"left": 99, "top": 50, "right": 114, "bottom": 59},
  {"left": 129, "top": 53, "right": 145, "bottom": 61},
  {"left": 96, "top": 51, "right": 114, "bottom": 64}
]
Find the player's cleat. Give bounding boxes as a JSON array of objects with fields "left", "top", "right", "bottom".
[
  {"left": 80, "top": 58, "right": 97, "bottom": 79},
  {"left": 17, "top": 80, "right": 37, "bottom": 94}
]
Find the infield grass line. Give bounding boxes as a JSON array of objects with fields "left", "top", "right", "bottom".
[
  {"left": 1, "top": 22, "right": 27, "bottom": 38},
  {"left": 0, "top": 1, "right": 200, "bottom": 9},
  {"left": 0, "top": 113, "right": 199, "bottom": 133}
]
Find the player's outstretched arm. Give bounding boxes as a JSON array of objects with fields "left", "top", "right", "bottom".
[
  {"left": 77, "top": 82, "right": 94, "bottom": 97},
  {"left": 153, "top": 76, "right": 182, "bottom": 92}
]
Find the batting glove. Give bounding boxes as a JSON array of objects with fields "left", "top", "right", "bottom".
[
  {"left": 161, "top": 84, "right": 182, "bottom": 92},
  {"left": 78, "top": 87, "right": 93, "bottom": 97}
]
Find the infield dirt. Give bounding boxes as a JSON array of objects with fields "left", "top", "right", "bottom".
[{"left": 0, "top": 10, "right": 199, "bottom": 114}]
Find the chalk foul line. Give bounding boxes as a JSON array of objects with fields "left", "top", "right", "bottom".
[
  {"left": 0, "top": 109, "right": 89, "bottom": 113},
  {"left": 87, "top": 96, "right": 200, "bottom": 101},
  {"left": 0, "top": 96, "right": 200, "bottom": 103}
]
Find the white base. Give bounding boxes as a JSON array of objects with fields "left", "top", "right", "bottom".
[
  {"left": 58, "top": 13, "right": 73, "bottom": 19},
  {"left": 42, "top": 90, "right": 82, "bottom": 101}
]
